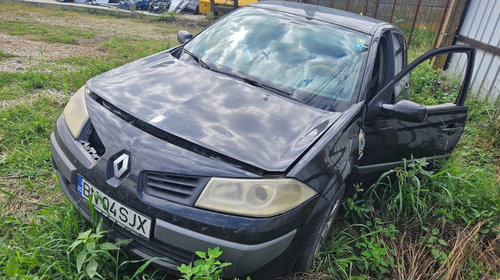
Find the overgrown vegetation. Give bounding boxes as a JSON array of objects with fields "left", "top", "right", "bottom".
[
  {"left": 0, "top": 50, "right": 16, "bottom": 60},
  {"left": 0, "top": 2, "right": 498, "bottom": 279},
  {"left": 303, "top": 30, "right": 500, "bottom": 280},
  {"left": 178, "top": 247, "right": 232, "bottom": 280},
  {"left": 0, "top": 19, "right": 96, "bottom": 44},
  {"left": 0, "top": 2, "right": 198, "bottom": 278}
]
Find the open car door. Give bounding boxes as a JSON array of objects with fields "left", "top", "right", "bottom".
[{"left": 357, "top": 45, "right": 475, "bottom": 177}]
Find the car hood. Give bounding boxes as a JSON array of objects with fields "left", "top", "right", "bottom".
[{"left": 87, "top": 51, "right": 341, "bottom": 172}]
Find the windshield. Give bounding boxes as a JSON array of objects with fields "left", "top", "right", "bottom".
[{"left": 184, "top": 7, "right": 370, "bottom": 112}]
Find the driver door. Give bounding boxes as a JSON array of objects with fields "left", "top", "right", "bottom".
[{"left": 358, "top": 45, "right": 475, "bottom": 176}]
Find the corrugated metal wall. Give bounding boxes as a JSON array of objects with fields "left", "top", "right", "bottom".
[{"left": 447, "top": 0, "right": 500, "bottom": 102}]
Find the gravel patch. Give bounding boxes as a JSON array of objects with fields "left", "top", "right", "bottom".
[
  {"left": 0, "top": 89, "right": 66, "bottom": 113},
  {"left": 0, "top": 34, "right": 102, "bottom": 72},
  {"left": 1, "top": 7, "right": 169, "bottom": 40},
  {"left": 0, "top": 176, "right": 62, "bottom": 219}
]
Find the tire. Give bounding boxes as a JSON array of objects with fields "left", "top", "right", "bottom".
[{"left": 293, "top": 189, "right": 344, "bottom": 272}]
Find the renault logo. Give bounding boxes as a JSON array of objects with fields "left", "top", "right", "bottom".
[{"left": 113, "top": 154, "right": 129, "bottom": 178}]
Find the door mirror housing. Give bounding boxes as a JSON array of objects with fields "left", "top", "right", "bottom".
[
  {"left": 177, "top": 30, "right": 193, "bottom": 44},
  {"left": 381, "top": 100, "right": 427, "bottom": 122}
]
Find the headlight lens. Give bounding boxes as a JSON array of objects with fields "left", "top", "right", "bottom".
[
  {"left": 195, "top": 178, "right": 317, "bottom": 217},
  {"left": 63, "top": 85, "right": 89, "bottom": 139}
]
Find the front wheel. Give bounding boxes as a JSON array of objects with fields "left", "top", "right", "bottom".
[{"left": 293, "top": 190, "right": 344, "bottom": 272}]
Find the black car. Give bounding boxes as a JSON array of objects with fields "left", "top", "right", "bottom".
[{"left": 50, "top": 1, "right": 475, "bottom": 278}]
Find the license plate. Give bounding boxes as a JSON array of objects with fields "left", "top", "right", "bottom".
[{"left": 77, "top": 175, "right": 151, "bottom": 239}]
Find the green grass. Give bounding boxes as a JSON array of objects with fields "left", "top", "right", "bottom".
[
  {"left": 0, "top": 19, "right": 96, "bottom": 44},
  {"left": 398, "top": 25, "right": 437, "bottom": 60},
  {"left": 303, "top": 23, "right": 499, "bottom": 280},
  {"left": 0, "top": 3, "right": 498, "bottom": 280},
  {"left": 310, "top": 71, "right": 500, "bottom": 279},
  {"left": 1, "top": 202, "right": 81, "bottom": 278},
  {"left": 0, "top": 36, "right": 170, "bottom": 101},
  {"left": 0, "top": 50, "right": 16, "bottom": 60},
  {"left": 0, "top": 4, "right": 183, "bottom": 279},
  {"left": 0, "top": 95, "right": 63, "bottom": 178},
  {"left": 99, "top": 36, "right": 170, "bottom": 61},
  {"left": 0, "top": 69, "right": 61, "bottom": 95}
]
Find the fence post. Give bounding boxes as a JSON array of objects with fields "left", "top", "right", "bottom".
[
  {"left": 407, "top": 0, "right": 422, "bottom": 47},
  {"left": 433, "top": 0, "right": 468, "bottom": 69},
  {"left": 390, "top": 0, "right": 396, "bottom": 23},
  {"left": 432, "top": 0, "right": 451, "bottom": 49}
]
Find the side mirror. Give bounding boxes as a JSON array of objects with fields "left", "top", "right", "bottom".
[
  {"left": 381, "top": 100, "right": 427, "bottom": 122},
  {"left": 177, "top": 30, "right": 193, "bottom": 44}
]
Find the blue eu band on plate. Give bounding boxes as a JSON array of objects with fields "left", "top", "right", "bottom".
[{"left": 77, "top": 174, "right": 152, "bottom": 239}]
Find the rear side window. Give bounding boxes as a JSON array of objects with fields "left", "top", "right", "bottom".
[
  {"left": 392, "top": 32, "right": 405, "bottom": 75},
  {"left": 392, "top": 32, "right": 408, "bottom": 101}
]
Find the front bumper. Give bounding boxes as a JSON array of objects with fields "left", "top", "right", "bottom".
[{"left": 50, "top": 110, "right": 316, "bottom": 277}]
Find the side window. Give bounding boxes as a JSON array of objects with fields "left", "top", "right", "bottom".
[
  {"left": 394, "top": 52, "right": 467, "bottom": 106},
  {"left": 393, "top": 32, "right": 408, "bottom": 102},
  {"left": 393, "top": 32, "right": 405, "bottom": 74},
  {"left": 366, "top": 34, "right": 389, "bottom": 101}
]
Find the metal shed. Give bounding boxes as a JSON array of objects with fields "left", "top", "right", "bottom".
[{"left": 446, "top": 0, "right": 500, "bottom": 103}]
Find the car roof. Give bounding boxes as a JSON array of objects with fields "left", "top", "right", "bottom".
[{"left": 249, "top": 1, "right": 386, "bottom": 35}]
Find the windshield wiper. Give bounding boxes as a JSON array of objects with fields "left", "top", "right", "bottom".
[
  {"left": 183, "top": 48, "right": 209, "bottom": 69},
  {"left": 208, "top": 67, "right": 292, "bottom": 97},
  {"left": 242, "top": 77, "right": 293, "bottom": 97}
]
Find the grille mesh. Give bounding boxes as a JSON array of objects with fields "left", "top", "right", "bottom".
[{"left": 142, "top": 172, "right": 208, "bottom": 205}]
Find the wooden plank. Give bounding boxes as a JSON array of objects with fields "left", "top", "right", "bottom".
[
  {"left": 432, "top": 0, "right": 468, "bottom": 68},
  {"left": 456, "top": 35, "right": 500, "bottom": 59}
]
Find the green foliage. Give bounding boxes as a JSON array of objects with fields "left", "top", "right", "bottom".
[
  {"left": 156, "top": 11, "right": 177, "bottom": 23},
  {"left": 178, "top": 247, "right": 232, "bottom": 280},
  {"left": 0, "top": 19, "right": 95, "bottom": 44},
  {"left": 0, "top": 95, "right": 64, "bottom": 178},
  {"left": 205, "top": 12, "right": 215, "bottom": 22},
  {"left": 0, "top": 203, "right": 85, "bottom": 279},
  {"left": 0, "top": 3, "right": 497, "bottom": 279},
  {"left": 0, "top": 50, "right": 16, "bottom": 60},
  {"left": 320, "top": 151, "right": 499, "bottom": 278},
  {"left": 420, "top": 227, "right": 448, "bottom": 264},
  {"left": 99, "top": 36, "right": 170, "bottom": 62},
  {"left": 68, "top": 219, "right": 133, "bottom": 280},
  {"left": 409, "top": 60, "right": 462, "bottom": 105},
  {"left": 321, "top": 94, "right": 499, "bottom": 277},
  {"left": 366, "top": 158, "right": 435, "bottom": 225},
  {"left": 69, "top": 222, "right": 117, "bottom": 279},
  {"left": 397, "top": 26, "right": 436, "bottom": 59},
  {"left": 320, "top": 218, "right": 397, "bottom": 278},
  {"left": 0, "top": 5, "right": 181, "bottom": 280}
]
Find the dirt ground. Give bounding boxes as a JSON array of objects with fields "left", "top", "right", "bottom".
[
  {"left": 0, "top": 1, "right": 204, "bottom": 72},
  {"left": 0, "top": 1, "right": 204, "bottom": 216}
]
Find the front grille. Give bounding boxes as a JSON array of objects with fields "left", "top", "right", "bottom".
[{"left": 142, "top": 172, "right": 209, "bottom": 206}]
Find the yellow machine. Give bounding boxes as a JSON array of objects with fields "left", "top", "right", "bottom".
[{"left": 199, "top": 0, "right": 258, "bottom": 14}]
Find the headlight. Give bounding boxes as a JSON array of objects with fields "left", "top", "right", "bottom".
[
  {"left": 63, "top": 85, "right": 89, "bottom": 139},
  {"left": 195, "top": 178, "right": 317, "bottom": 217}
]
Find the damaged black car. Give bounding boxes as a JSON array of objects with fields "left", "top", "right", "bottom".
[{"left": 50, "top": 1, "right": 475, "bottom": 278}]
